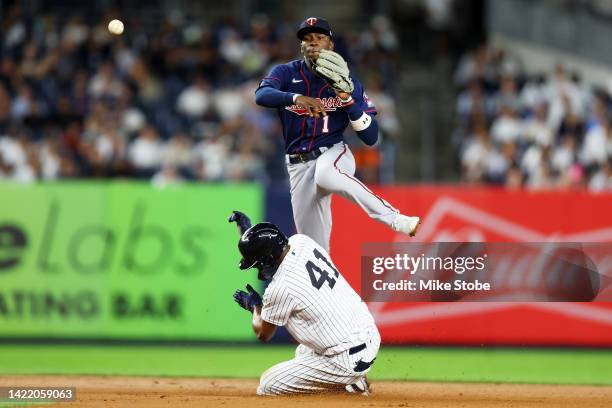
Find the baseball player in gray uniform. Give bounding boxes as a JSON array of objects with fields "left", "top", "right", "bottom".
[
  {"left": 255, "top": 17, "right": 419, "bottom": 252},
  {"left": 229, "top": 211, "right": 379, "bottom": 395}
]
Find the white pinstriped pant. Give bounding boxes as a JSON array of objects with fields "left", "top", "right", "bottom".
[
  {"left": 256, "top": 327, "right": 381, "bottom": 395},
  {"left": 287, "top": 142, "right": 399, "bottom": 253}
]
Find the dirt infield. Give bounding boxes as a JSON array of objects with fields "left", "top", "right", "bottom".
[{"left": 1, "top": 375, "right": 611, "bottom": 407}]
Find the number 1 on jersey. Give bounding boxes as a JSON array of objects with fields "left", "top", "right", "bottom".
[{"left": 322, "top": 115, "right": 329, "bottom": 133}]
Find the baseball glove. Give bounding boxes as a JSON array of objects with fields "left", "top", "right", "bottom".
[{"left": 313, "top": 49, "right": 354, "bottom": 94}]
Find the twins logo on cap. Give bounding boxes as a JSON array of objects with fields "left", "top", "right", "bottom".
[{"left": 297, "top": 17, "right": 332, "bottom": 39}]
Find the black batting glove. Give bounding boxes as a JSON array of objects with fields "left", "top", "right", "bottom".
[
  {"left": 228, "top": 210, "right": 252, "bottom": 234},
  {"left": 233, "top": 284, "right": 262, "bottom": 312}
]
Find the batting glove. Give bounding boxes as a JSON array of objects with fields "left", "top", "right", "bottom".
[
  {"left": 233, "top": 284, "right": 262, "bottom": 312},
  {"left": 228, "top": 210, "right": 252, "bottom": 234}
]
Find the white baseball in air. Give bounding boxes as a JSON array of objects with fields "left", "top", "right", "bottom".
[{"left": 108, "top": 19, "right": 124, "bottom": 35}]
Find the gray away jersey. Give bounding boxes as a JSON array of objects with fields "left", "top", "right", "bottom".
[{"left": 260, "top": 234, "right": 375, "bottom": 356}]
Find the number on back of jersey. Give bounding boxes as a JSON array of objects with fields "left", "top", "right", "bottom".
[{"left": 305, "top": 248, "right": 340, "bottom": 290}]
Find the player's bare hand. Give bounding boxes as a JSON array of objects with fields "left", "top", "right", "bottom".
[
  {"left": 295, "top": 95, "right": 327, "bottom": 117},
  {"left": 333, "top": 89, "right": 351, "bottom": 100}
]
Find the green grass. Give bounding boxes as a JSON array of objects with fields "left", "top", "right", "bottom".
[{"left": 0, "top": 345, "right": 611, "bottom": 385}]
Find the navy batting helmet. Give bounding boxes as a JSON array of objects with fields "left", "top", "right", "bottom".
[{"left": 238, "top": 222, "right": 288, "bottom": 271}]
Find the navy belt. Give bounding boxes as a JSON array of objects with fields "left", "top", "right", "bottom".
[
  {"left": 349, "top": 343, "right": 366, "bottom": 355},
  {"left": 287, "top": 145, "right": 334, "bottom": 164},
  {"left": 287, "top": 149, "right": 324, "bottom": 164}
]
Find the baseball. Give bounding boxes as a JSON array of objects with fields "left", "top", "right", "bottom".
[{"left": 108, "top": 19, "right": 124, "bottom": 35}]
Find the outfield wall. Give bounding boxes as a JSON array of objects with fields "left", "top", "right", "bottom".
[
  {"left": 0, "top": 182, "right": 262, "bottom": 341},
  {"left": 1, "top": 182, "right": 611, "bottom": 346}
]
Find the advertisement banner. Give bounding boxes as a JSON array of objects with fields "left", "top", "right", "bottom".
[
  {"left": 330, "top": 186, "right": 612, "bottom": 346},
  {"left": 361, "top": 242, "right": 612, "bottom": 302},
  {"left": 0, "top": 182, "right": 262, "bottom": 341}
]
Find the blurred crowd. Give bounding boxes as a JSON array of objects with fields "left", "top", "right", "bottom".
[
  {"left": 0, "top": 5, "right": 399, "bottom": 186},
  {"left": 454, "top": 44, "right": 612, "bottom": 192}
]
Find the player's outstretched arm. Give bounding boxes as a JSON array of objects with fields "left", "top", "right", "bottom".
[
  {"left": 255, "top": 85, "right": 297, "bottom": 108},
  {"left": 255, "top": 64, "right": 298, "bottom": 108}
]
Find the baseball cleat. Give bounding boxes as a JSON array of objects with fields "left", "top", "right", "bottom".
[
  {"left": 391, "top": 215, "right": 420, "bottom": 237},
  {"left": 345, "top": 377, "right": 370, "bottom": 395}
]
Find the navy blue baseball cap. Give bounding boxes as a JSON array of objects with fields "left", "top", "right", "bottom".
[{"left": 297, "top": 17, "right": 333, "bottom": 40}]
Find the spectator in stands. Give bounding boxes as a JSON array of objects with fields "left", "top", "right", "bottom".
[
  {"left": 193, "top": 131, "right": 231, "bottom": 181},
  {"left": 88, "top": 61, "right": 124, "bottom": 100},
  {"left": 589, "top": 158, "right": 612, "bottom": 191},
  {"left": 39, "top": 136, "right": 62, "bottom": 180},
  {"left": 494, "top": 75, "right": 521, "bottom": 114},
  {"left": 0, "top": 4, "right": 413, "bottom": 185},
  {"left": 163, "top": 132, "right": 195, "bottom": 177},
  {"left": 152, "top": 164, "right": 184, "bottom": 188},
  {"left": 580, "top": 95, "right": 610, "bottom": 168},
  {"left": 490, "top": 105, "right": 522, "bottom": 145},
  {"left": 461, "top": 119, "right": 492, "bottom": 183},
  {"left": 128, "top": 125, "right": 163, "bottom": 178},
  {"left": 457, "top": 79, "right": 492, "bottom": 125},
  {"left": 456, "top": 42, "right": 612, "bottom": 191},
  {"left": 454, "top": 44, "right": 496, "bottom": 87},
  {"left": 522, "top": 102, "right": 554, "bottom": 147}
]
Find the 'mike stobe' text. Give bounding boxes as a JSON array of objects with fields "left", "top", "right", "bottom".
[{"left": 372, "top": 279, "right": 491, "bottom": 291}]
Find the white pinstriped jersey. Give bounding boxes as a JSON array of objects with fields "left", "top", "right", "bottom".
[{"left": 261, "top": 234, "right": 376, "bottom": 356}]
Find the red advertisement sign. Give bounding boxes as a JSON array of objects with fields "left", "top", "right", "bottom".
[{"left": 330, "top": 186, "right": 612, "bottom": 346}]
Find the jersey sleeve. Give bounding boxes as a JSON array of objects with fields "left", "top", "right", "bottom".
[
  {"left": 260, "top": 283, "right": 295, "bottom": 326},
  {"left": 258, "top": 64, "right": 290, "bottom": 91},
  {"left": 352, "top": 79, "right": 378, "bottom": 116}
]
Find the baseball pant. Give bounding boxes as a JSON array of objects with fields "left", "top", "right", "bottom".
[
  {"left": 287, "top": 142, "right": 399, "bottom": 253},
  {"left": 257, "top": 326, "right": 381, "bottom": 395}
]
